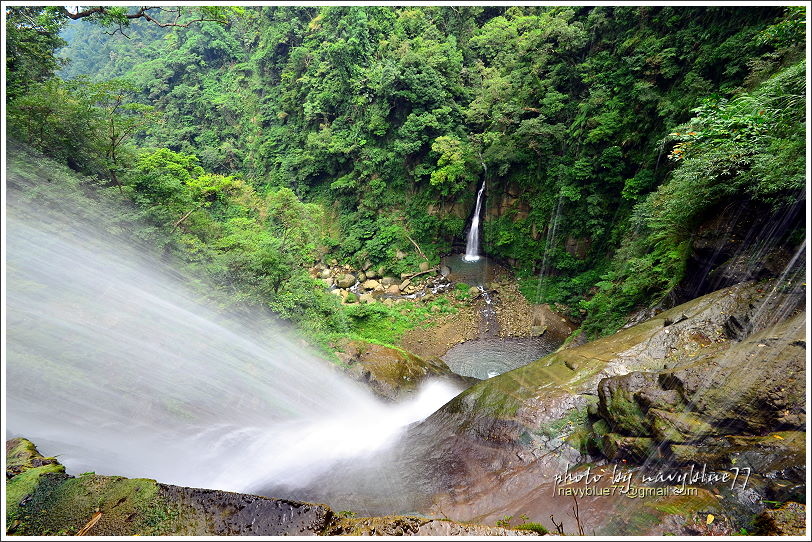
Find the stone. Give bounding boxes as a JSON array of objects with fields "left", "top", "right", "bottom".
[
  {"left": 647, "top": 409, "right": 715, "bottom": 443},
  {"left": 330, "top": 258, "right": 338, "bottom": 266},
  {"left": 335, "top": 339, "right": 466, "bottom": 401},
  {"left": 597, "top": 372, "right": 660, "bottom": 436},
  {"left": 362, "top": 260, "right": 372, "bottom": 271},
  {"left": 754, "top": 502, "right": 806, "bottom": 536},
  {"left": 400, "top": 279, "right": 411, "bottom": 290},
  {"left": 365, "top": 269, "right": 377, "bottom": 279},
  {"left": 336, "top": 273, "right": 356, "bottom": 288},
  {"left": 357, "top": 272, "right": 367, "bottom": 282},
  {"left": 440, "top": 265, "right": 451, "bottom": 277},
  {"left": 377, "top": 266, "right": 386, "bottom": 278},
  {"left": 468, "top": 286, "right": 480, "bottom": 297},
  {"left": 321, "top": 277, "right": 334, "bottom": 287},
  {"left": 359, "top": 293, "right": 376, "bottom": 304},
  {"left": 419, "top": 261, "right": 430, "bottom": 272},
  {"left": 400, "top": 272, "right": 410, "bottom": 280},
  {"left": 383, "top": 298, "right": 394, "bottom": 306},
  {"left": 600, "top": 433, "right": 656, "bottom": 461},
  {"left": 386, "top": 285, "right": 401, "bottom": 295},
  {"left": 362, "top": 279, "right": 380, "bottom": 291},
  {"left": 330, "top": 288, "right": 343, "bottom": 296},
  {"left": 381, "top": 276, "right": 396, "bottom": 287},
  {"left": 320, "top": 268, "right": 331, "bottom": 279}
]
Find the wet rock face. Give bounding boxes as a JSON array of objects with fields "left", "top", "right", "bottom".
[
  {"left": 597, "top": 312, "right": 806, "bottom": 439},
  {"left": 158, "top": 485, "right": 333, "bottom": 536},
  {"left": 8, "top": 438, "right": 527, "bottom": 536},
  {"left": 673, "top": 198, "right": 804, "bottom": 304},
  {"left": 405, "top": 280, "right": 805, "bottom": 531},
  {"left": 326, "top": 515, "right": 536, "bottom": 536}
]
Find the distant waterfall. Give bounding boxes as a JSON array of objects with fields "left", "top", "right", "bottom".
[{"left": 463, "top": 178, "right": 486, "bottom": 262}]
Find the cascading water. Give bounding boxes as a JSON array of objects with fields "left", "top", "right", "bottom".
[
  {"left": 5, "top": 165, "right": 461, "bottom": 506},
  {"left": 463, "top": 178, "right": 486, "bottom": 262}
]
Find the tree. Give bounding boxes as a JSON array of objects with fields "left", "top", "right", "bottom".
[{"left": 5, "top": 7, "right": 67, "bottom": 100}]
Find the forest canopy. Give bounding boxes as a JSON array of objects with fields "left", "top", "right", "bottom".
[{"left": 5, "top": 4, "right": 806, "bottom": 343}]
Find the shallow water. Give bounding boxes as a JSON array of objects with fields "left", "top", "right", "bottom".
[
  {"left": 442, "top": 336, "right": 556, "bottom": 380},
  {"left": 441, "top": 253, "right": 501, "bottom": 286}
]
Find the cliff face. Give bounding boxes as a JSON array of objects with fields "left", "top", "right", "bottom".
[{"left": 402, "top": 279, "right": 805, "bottom": 535}]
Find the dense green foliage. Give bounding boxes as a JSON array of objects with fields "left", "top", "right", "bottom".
[{"left": 6, "top": 5, "right": 806, "bottom": 339}]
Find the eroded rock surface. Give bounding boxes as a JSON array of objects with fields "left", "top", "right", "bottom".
[{"left": 403, "top": 280, "right": 805, "bottom": 534}]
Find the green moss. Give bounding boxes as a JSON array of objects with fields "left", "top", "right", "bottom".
[
  {"left": 603, "top": 386, "right": 649, "bottom": 435},
  {"left": 6, "top": 464, "right": 66, "bottom": 529},
  {"left": 515, "top": 522, "right": 549, "bottom": 534}
]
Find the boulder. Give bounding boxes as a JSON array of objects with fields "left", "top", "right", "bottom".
[
  {"left": 386, "top": 284, "right": 400, "bottom": 295},
  {"left": 335, "top": 339, "right": 466, "bottom": 400},
  {"left": 357, "top": 272, "right": 367, "bottom": 282},
  {"left": 320, "top": 268, "right": 331, "bottom": 279},
  {"left": 359, "top": 293, "right": 376, "bottom": 304},
  {"left": 647, "top": 409, "right": 714, "bottom": 443},
  {"left": 362, "top": 279, "right": 380, "bottom": 291},
  {"left": 381, "top": 276, "right": 396, "bottom": 287},
  {"left": 336, "top": 273, "right": 356, "bottom": 288},
  {"left": 365, "top": 268, "right": 377, "bottom": 279}
]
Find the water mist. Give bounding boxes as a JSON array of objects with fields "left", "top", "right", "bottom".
[{"left": 5, "top": 164, "right": 462, "bottom": 510}]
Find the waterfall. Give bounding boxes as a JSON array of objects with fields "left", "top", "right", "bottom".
[
  {"left": 5, "top": 163, "right": 462, "bottom": 502},
  {"left": 463, "top": 178, "right": 486, "bottom": 262}
]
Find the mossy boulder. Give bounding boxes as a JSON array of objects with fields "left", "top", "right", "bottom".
[
  {"left": 336, "top": 273, "right": 356, "bottom": 288},
  {"left": 335, "top": 339, "right": 468, "bottom": 400}
]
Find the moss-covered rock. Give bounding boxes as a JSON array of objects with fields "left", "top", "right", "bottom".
[
  {"left": 647, "top": 409, "right": 715, "bottom": 443},
  {"left": 601, "top": 433, "right": 657, "bottom": 461},
  {"left": 335, "top": 338, "right": 468, "bottom": 400}
]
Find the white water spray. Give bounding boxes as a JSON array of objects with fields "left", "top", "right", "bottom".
[
  {"left": 463, "top": 179, "right": 486, "bottom": 262},
  {"left": 5, "top": 187, "right": 461, "bottom": 498}
]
